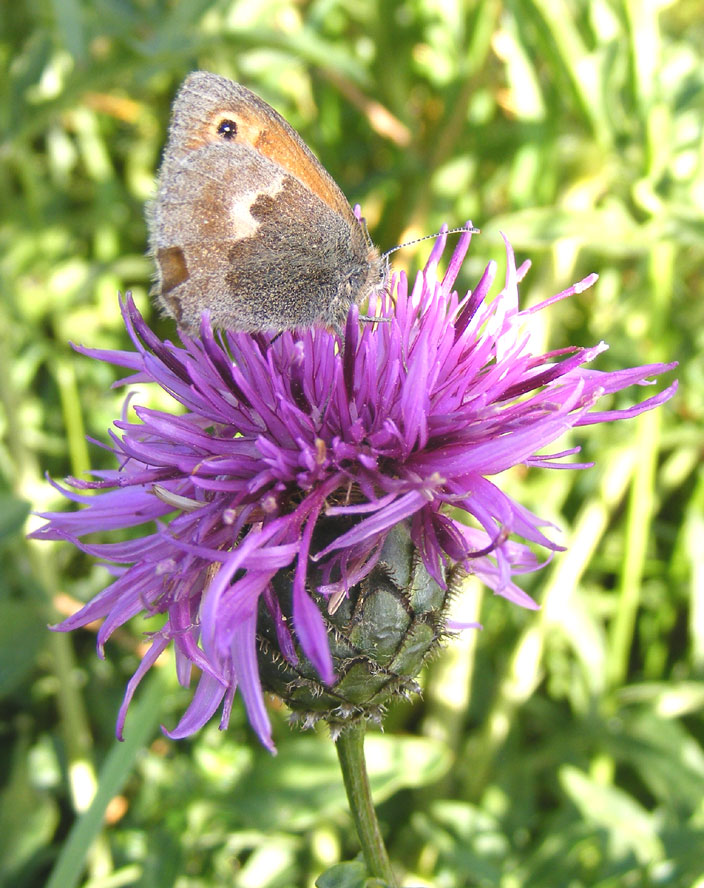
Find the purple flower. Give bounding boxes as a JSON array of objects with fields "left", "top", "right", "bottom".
[{"left": 32, "top": 230, "right": 676, "bottom": 752}]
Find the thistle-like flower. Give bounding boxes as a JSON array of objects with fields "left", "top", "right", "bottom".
[{"left": 32, "top": 230, "right": 676, "bottom": 752}]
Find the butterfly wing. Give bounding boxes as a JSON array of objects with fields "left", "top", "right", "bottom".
[
  {"left": 150, "top": 141, "right": 372, "bottom": 331},
  {"left": 149, "top": 72, "right": 382, "bottom": 333}
]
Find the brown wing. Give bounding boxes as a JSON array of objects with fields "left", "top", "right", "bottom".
[
  {"left": 150, "top": 141, "right": 375, "bottom": 332},
  {"left": 148, "top": 72, "right": 382, "bottom": 333},
  {"left": 162, "top": 71, "right": 358, "bottom": 227}
]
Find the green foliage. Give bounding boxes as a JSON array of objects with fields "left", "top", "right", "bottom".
[
  {"left": 1, "top": 1, "right": 701, "bottom": 886},
  {"left": 315, "top": 860, "right": 388, "bottom": 888}
]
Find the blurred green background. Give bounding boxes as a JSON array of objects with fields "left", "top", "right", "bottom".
[{"left": 1, "top": 1, "right": 702, "bottom": 886}]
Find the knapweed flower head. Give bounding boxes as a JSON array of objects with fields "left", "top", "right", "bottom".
[{"left": 32, "top": 229, "right": 676, "bottom": 752}]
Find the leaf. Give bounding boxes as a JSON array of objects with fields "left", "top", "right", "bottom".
[
  {"left": 315, "top": 861, "right": 370, "bottom": 888},
  {"left": 0, "top": 495, "right": 30, "bottom": 541},
  {"left": 0, "top": 598, "right": 46, "bottom": 697},
  {"left": 559, "top": 765, "right": 663, "bottom": 865},
  {"left": 419, "top": 800, "right": 508, "bottom": 883},
  {"left": 229, "top": 733, "right": 451, "bottom": 832},
  {"left": 44, "top": 670, "right": 167, "bottom": 888},
  {"left": 607, "top": 709, "right": 704, "bottom": 809},
  {"left": 617, "top": 681, "right": 704, "bottom": 718},
  {"left": 0, "top": 730, "right": 59, "bottom": 883}
]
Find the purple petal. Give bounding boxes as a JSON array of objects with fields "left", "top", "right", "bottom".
[{"left": 231, "top": 612, "right": 276, "bottom": 753}]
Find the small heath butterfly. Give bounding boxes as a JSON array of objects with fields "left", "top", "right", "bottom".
[{"left": 148, "top": 71, "right": 386, "bottom": 333}]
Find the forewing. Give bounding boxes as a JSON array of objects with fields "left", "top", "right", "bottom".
[{"left": 150, "top": 142, "right": 357, "bottom": 332}]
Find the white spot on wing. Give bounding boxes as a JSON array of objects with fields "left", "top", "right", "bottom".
[{"left": 228, "top": 170, "right": 285, "bottom": 238}]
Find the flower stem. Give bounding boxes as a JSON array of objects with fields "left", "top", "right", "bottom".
[{"left": 335, "top": 722, "right": 398, "bottom": 886}]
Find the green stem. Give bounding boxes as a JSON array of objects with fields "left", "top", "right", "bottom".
[{"left": 335, "top": 722, "right": 398, "bottom": 886}]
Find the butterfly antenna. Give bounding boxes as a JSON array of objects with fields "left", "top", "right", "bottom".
[{"left": 381, "top": 224, "right": 480, "bottom": 259}]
